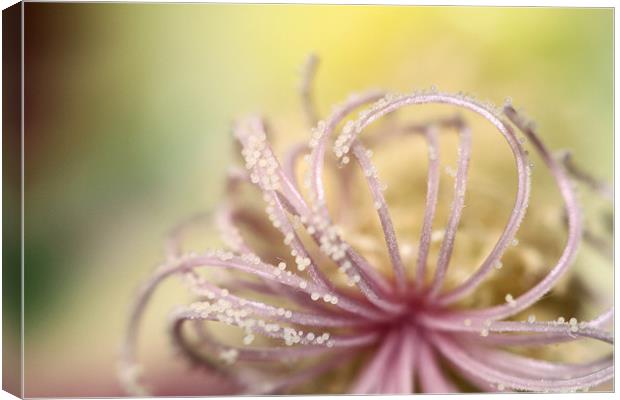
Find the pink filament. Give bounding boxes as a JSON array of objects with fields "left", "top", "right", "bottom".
[{"left": 123, "top": 85, "right": 612, "bottom": 396}]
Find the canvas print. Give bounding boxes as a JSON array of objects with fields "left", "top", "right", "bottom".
[{"left": 4, "top": 3, "right": 614, "bottom": 397}]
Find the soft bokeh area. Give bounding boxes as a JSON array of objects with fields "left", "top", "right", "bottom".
[{"left": 22, "top": 4, "right": 612, "bottom": 396}]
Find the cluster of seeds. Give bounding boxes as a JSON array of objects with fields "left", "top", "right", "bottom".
[
  {"left": 552, "top": 316, "right": 587, "bottom": 333},
  {"left": 236, "top": 119, "right": 282, "bottom": 192},
  {"left": 308, "top": 120, "right": 327, "bottom": 150},
  {"left": 179, "top": 300, "right": 332, "bottom": 354},
  {"left": 290, "top": 212, "right": 363, "bottom": 287},
  {"left": 282, "top": 328, "right": 333, "bottom": 347},
  {"left": 177, "top": 250, "right": 344, "bottom": 310}
]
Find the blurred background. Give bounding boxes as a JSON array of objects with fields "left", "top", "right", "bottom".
[{"left": 19, "top": 4, "right": 612, "bottom": 397}]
